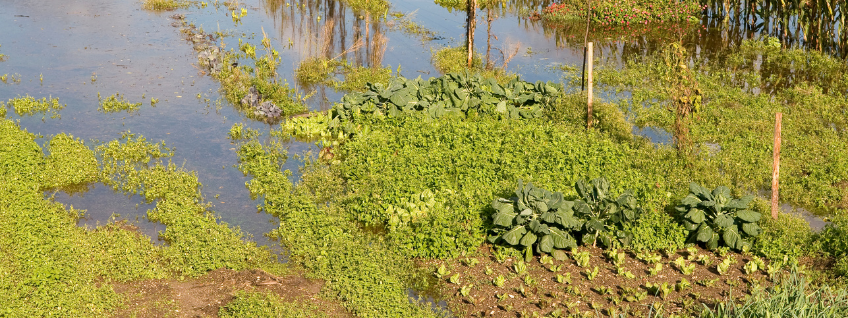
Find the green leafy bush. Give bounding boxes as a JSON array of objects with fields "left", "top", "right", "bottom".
[
  {"left": 676, "top": 183, "right": 761, "bottom": 250},
  {"left": 487, "top": 181, "right": 583, "bottom": 254},
  {"left": 753, "top": 213, "right": 815, "bottom": 262},
  {"left": 819, "top": 212, "right": 848, "bottom": 276},
  {"left": 573, "top": 177, "right": 642, "bottom": 247}
]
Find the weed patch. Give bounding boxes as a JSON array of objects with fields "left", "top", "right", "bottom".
[
  {"left": 98, "top": 92, "right": 142, "bottom": 114},
  {"left": 142, "top": 0, "right": 190, "bottom": 11},
  {"left": 3, "top": 95, "right": 64, "bottom": 119}
]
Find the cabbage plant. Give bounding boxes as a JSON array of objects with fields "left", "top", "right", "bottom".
[
  {"left": 487, "top": 180, "right": 583, "bottom": 254},
  {"left": 676, "top": 183, "right": 761, "bottom": 251}
]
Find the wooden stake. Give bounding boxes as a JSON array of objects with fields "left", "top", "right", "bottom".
[
  {"left": 771, "top": 112, "right": 782, "bottom": 219},
  {"left": 587, "top": 42, "right": 593, "bottom": 129}
]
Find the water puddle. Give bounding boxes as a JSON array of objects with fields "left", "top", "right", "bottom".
[{"left": 49, "top": 183, "right": 161, "bottom": 241}]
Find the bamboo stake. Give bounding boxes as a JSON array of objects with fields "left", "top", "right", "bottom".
[
  {"left": 771, "top": 112, "right": 782, "bottom": 219},
  {"left": 587, "top": 42, "right": 593, "bottom": 130}
]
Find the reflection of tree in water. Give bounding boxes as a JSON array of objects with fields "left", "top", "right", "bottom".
[{"left": 262, "top": 0, "right": 388, "bottom": 109}]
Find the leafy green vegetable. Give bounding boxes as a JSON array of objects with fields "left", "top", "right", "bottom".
[
  {"left": 573, "top": 177, "right": 643, "bottom": 248},
  {"left": 328, "top": 72, "right": 559, "bottom": 135},
  {"left": 676, "top": 182, "right": 761, "bottom": 250},
  {"left": 488, "top": 180, "right": 583, "bottom": 254}
]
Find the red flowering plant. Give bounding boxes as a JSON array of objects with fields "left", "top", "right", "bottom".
[{"left": 541, "top": 0, "right": 703, "bottom": 26}]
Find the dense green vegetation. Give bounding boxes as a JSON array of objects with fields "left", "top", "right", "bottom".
[
  {"left": 294, "top": 57, "right": 393, "bottom": 92},
  {"left": 219, "top": 291, "right": 325, "bottom": 318},
  {"left": 97, "top": 92, "right": 142, "bottom": 114},
  {"left": 0, "top": 98, "right": 281, "bottom": 316},
  {"left": 542, "top": 0, "right": 703, "bottom": 25}
]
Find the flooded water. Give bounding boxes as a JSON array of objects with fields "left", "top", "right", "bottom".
[{"left": 2, "top": 0, "right": 841, "bottom": 248}]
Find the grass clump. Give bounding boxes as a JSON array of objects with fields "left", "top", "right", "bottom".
[
  {"left": 219, "top": 291, "right": 324, "bottom": 318},
  {"left": 142, "top": 0, "right": 190, "bottom": 11},
  {"left": 432, "top": 46, "right": 516, "bottom": 83},
  {"left": 3, "top": 95, "right": 65, "bottom": 119},
  {"left": 701, "top": 269, "right": 848, "bottom": 317},
  {"left": 294, "top": 57, "right": 392, "bottom": 92},
  {"left": 42, "top": 133, "right": 99, "bottom": 189},
  {"left": 98, "top": 92, "right": 142, "bottom": 114},
  {"left": 211, "top": 44, "right": 307, "bottom": 120},
  {"left": 819, "top": 212, "right": 848, "bottom": 276}
]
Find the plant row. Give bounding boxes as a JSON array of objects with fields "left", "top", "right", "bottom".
[
  {"left": 541, "top": 0, "right": 703, "bottom": 25},
  {"left": 490, "top": 179, "right": 762, "bottom": 256}
]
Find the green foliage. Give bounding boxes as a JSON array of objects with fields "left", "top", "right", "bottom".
[
  {"left": 542, "top": 0, "right": 702, "bottom": 25},
  {"left": 625, "top": 209, "right": 686, "bottom": 251},
  {"left": 219, "top": 291, "right": 324, "bottom": 318},
  {"left": 597, "top": 37, "right": 848, "bottom": 215},
  {"left": 645, "top": 281, "right": 672, "bottom": 299},
  {"left": 329, "top": 72, "right": 557, "bottom": 131},
  {"left": 88, "top": 222, "right": 167, "bottom": 282},
  {"left": 573, "top": 177, "right": 643, "bottom": 247},
  {"left": 98, "top": 92, "right": 142, "bottom": 114},
  {"left": 431, "top": 46, "right": 515, "bottom": 82},
  {"left": 211, "top": 47, "right": 307, "bottom": 120},
  {"left": 819, "top": 212, "right": 848, "bottom": 276},
  {"left": 701, "top": 269, "right": 848, "bottom": 317},
  {"left": 3, "top": 95, "right": 65, "bottom": 119},
  {"left": 227, "top": 123, "right": 261, "bottom": 141},
  {"left": 97, "top": 134, "right": 270, "bottom": 277},
  {"left": 754, "top": 213, "right": 815, "bottom": 262},
  {"left": 233, "top": 133, "right": 438, "bottom": 317},
  {"left": 41, "top": 134, "right": 99, "bottom": 189},
  {"left": 488, "top": 181, "right": 582, "bottom": 254},
  {"left": 142, "top": 0, "right": 189, "bottom": 10},
  {"left": 676, "top": 183, "right": 761, "bottom": 250}
]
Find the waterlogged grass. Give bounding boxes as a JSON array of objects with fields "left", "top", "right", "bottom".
[
  {"left": 0, "top": 108, "right": 281, "bottom": 315},
  {"left": 596, "top": 37, "right": 848, "bottom": 215},
  {"left": 142, "top": 0, "right": 190, "bottom": 11},
  {"left": 542, "top": 0, "right": 703, "bottom": 25},
  {"left": 3, "top": 95, "right": 65, "bottom": 119},
  {"left": 219, "top": 291, "right": 325, "bottom": 318},
  {"left": 295, "top": 57, "right": 392, "bottom": 92},
  {"left": 96, "top": 134, "right": 274, "bottom": 277},
  {"left": 212, "top": 47, "right": 307, "bottom": 119},
  {"left": 341, "top": 0, "right": 389, "bottom": 16},
  {"left": 98, "top": 92, "right": 142, "bottom": 114},
  {"left": 231, "top": 127, "right": 440, "bottom": 318},
  {"left": 432, "top": 46, "right": 516, "bottom": 83}
]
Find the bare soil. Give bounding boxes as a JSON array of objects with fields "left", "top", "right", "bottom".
[
  {"left": 430, "top": 245, "right": 773, "bottom": 317},
  {"left": 112, "top": 268, "right": 351, "bottom": 318}
]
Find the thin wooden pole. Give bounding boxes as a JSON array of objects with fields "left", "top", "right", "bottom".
[
  {"left": 771, "top": 112, "right": 782, "bottom": 219},
  {"left": 587, "top": 42, "right": 593, "bottom": 129}
]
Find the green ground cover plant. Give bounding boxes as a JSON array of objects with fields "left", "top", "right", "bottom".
[
  {"left": 542, "top": 0, "right": 703, "bottom": 25},
  {"left": 3, "top": 95, "right": 64, "bottom": 119},
  {"left": 219, "top": 291, "right": 325, "bottom": 318},
  {"left": 432, "top": 46, "right": 515, "bottom": 82},
  {"left": 210, "top": 35, "right": 307, "bottom": 120},
  {"left": 596, "top": 37, "right": 848, "bottom": 216},
  {"left": 294, "top": 57, "right": 393, "bottom": 92},
  {"left": 98, "top": 92, "right": 142, "bottom": 114},
  {"left": 142, "top": 0, "right": 190, "bottom": 11},
  {"left": 231, "top": 127, "right": 440, "bottom": 318}
]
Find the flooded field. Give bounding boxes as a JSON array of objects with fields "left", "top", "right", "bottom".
[{"left": 3, "top": 0, "right": 848, "bottom": 316}]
